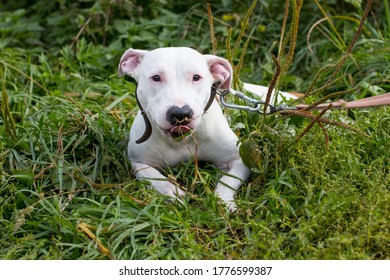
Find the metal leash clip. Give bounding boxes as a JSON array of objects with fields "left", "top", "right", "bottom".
[{"left": 217, "top": 87, "right": 298, "bottom": 114}]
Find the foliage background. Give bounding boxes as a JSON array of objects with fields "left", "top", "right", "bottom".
[{"left": 0, "top": 0, "right": 389, "bottom": 259}]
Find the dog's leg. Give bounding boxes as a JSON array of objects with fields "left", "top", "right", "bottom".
[
  {"left": 214, "top": 158, "right": 251, "bottom": 211},
  {"left": 131, "top": 162, "right": 186, "bottom": 199}
]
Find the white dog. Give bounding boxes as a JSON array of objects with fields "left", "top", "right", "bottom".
[{"left": 118, "top": 47, "right": 250, "bottom": 211}]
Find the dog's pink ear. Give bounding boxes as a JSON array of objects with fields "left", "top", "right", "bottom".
[
  {"left": 118, "top": 48, "right": 148, "bottom": 77},
  {"left": 204, "top": 55, "right": 233, "bottom": 89}
]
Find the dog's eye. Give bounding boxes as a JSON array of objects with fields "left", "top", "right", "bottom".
[
  {"left": 192, "top": 74, "right": 201, "bottom": 82},
  {"left": 151, "top": 75, "right": 162, "bottom": 82}
]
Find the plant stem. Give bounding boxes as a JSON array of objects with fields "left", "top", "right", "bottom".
[{"left": 384, "top": 0, "right": 390, "bottom": 37}]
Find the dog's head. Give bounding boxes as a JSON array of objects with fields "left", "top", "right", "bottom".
[{"left": 118, "top": 47, "right": 232, "bottom": 141}]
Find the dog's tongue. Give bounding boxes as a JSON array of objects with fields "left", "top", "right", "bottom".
[{"left": 170, "top": 125, "right": 191, "bottom": 137}]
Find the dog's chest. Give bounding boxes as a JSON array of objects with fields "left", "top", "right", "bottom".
[
  {"left": 160, "top": 144, "right": 195, "bottom": 166},
  {"left": 130, "top": 139, "right": 198, "bottom": 167}
]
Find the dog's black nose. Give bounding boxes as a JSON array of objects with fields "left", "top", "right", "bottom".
[{"left": 166, "top": 105, "right": 194, "bottom": 125}]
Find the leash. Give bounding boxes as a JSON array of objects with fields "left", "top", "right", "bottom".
[
  {"left": 295, "top": 93, "right": 390, "bottom": 110},
  {"left": 215, "top": 87, "right": 390, "bottom": 113}
]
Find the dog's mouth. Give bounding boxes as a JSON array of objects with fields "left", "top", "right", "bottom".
[{"left": 168, "top": 125, "right": 192, "bottom": 140}]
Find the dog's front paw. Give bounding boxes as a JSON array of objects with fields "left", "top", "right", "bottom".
[
  {"left": 223, "top": 200, "right": 237, "bottom": 212},
  {"left": 152, "top": 180, "right": 186, "bottom": 201},
  {"left": 215, "top": 187, "right": 237, "bottom": 212}
]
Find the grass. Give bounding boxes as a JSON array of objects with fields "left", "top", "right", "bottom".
[{"left": 0, "top": 0, "right": 389, "bottom": 260}]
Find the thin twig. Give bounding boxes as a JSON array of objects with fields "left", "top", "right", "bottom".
[
  {"left": 232, "top": 0, "right": 258, "bottom": 56},
  {"left": 207, "top": 4, "right": 217, "bottom": 55},
  {"left": 314, "top": 0, "right": 346, "bottom": 50},
  {"left": 263, "top": 54, "right": 281, "bottom": 118},
  {"left": 1, "top": 67, "right": 17, "bottom": 140},
  {"left": 304, "top": 74, "right": 346, "bottom": 100},
  {"left": 327, "top": 0, "right": 372, "bottom": 81},
  {"left": 69, "top": 17, "right": 92, "bottom": 49},
  {"left": 295, "top": 104, "right": 332, "bottom": 144},
  {"left": 278, "top": 0, "right": 290, "bottom": 59}
]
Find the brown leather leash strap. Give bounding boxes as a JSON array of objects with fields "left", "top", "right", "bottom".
[{"left": 295, "top": 92, "right": 390, "bottom": 110}]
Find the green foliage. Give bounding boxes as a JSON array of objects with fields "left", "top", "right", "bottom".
[{"left": 0, "top": 0, "right": 389, "bottom": 260}]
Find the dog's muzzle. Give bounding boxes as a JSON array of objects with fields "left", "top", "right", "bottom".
[
  {"left": 165, "top": 105, "right": 194, "bottom": 140},
  {"left": 134, "top": 83, "right": 219, "bottom": 144}
]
